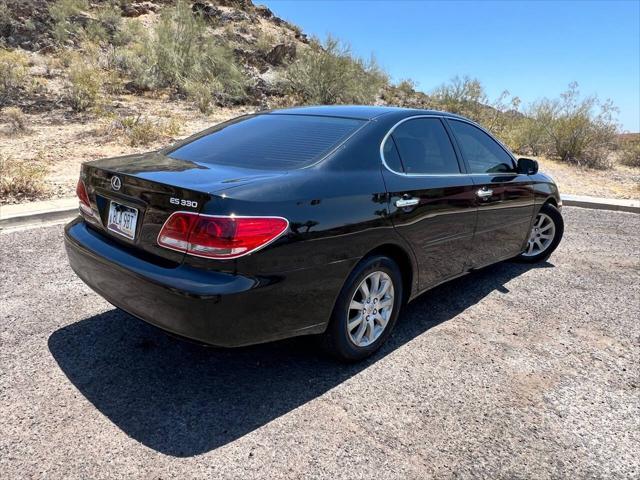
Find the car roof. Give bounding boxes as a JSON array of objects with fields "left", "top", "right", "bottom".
[{"left": 268, "top": 105, "right": 466, "bottom": 121}]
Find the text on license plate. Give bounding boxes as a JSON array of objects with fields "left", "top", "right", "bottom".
[{"left": 107, "top": 201, "right": 138, "bottom": 240}]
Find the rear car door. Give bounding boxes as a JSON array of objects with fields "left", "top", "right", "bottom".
[
  {"left": 445, "top": 119, "right": 535, "bottom": 267},
  {"left": 381, "top": 116, "right": 477, "bottom": 291}
]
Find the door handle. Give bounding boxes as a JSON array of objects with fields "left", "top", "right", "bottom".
[
  {"left": 476, "top": 188, "right": 493, "bottom": 199},
  {"left": 395, "top": 196, "right": 420, "bottom": 208}
]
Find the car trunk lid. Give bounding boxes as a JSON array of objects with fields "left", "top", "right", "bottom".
[{"left": 81, "top": 151, "right": 286, "bottom": 263}]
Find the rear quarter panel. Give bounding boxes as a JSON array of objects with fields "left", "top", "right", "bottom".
[
  {"left": 181, "top": 119, "right": 419, "bottom": 332},
  {"left": 185, "top": 134, "right": 410, "bottom": 276}
]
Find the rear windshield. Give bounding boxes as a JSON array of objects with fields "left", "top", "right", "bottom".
[{"left": 167, "top": 114, "right": 365, "bottom": 170}]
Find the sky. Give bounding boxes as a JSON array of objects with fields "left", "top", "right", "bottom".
[{"left": 262, "top": 0, "right": 640, "bottom": 132}]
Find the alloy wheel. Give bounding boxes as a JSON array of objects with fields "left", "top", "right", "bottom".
[
  {"left": 346, "top": 271, "right": 395, "bottom": 347},
  {"left": 522, "top": 212, "right": 556, "bottom": 257}
]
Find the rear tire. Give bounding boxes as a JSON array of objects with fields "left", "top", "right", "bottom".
[
  {"left": 322, "top": 255, "right": 403, "bottom": 362},
  {"left": 517, "top": 203, "right": 564, "bottom": 263}
]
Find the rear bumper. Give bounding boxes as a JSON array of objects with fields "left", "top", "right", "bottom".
[{"left": 64, "top": 218, "right": 355, "bottom": 347}]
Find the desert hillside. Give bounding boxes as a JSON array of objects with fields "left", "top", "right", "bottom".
[{"left": 1, "top": 0, "right": 638, "bottom": 204}]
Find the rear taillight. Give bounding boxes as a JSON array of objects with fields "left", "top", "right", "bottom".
[
  {"left": 157, "top": 212, "right": 289, "bottom": 259},
  {"left": 76, "top": 178, "right": 92, "bottom": 215}
]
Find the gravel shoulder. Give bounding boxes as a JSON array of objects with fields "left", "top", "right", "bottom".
[{"left": 1, "top": 207, "right": 639, "bottom": 479}]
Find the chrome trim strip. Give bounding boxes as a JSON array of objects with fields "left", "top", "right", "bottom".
[
  {"left": 379, "top": 114, "right": 518, "bottom": 177},
  {"left": 379, "top": 115, "right": 462, "bottom": 177}
]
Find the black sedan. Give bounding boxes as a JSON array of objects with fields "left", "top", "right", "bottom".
[{"left": 65, "top": 106, "right": 564, "bottom": 361}]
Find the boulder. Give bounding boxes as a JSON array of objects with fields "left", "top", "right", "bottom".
[
  {"left": 220, "top": 9, "right": 253, "bottom": 23},
  {"left": 255, "top": 5, "right": 273, "bottom": 19},
  {"left": 216, "top": 0, "right": 255, "bottom": 9},
  {"left": 192, "top": 2, "right": 222, "bottom": 19},
  {"left": 121, "top": 2, "right": 160, "bottom": 18},
  {"left": 265, "top": 43, "right": 296, "bottom": 66},
  {"left": 68, "top": 11, "right": 97, "bottom": 27}
]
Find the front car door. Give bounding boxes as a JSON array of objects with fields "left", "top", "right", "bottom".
[
  {"left": 445, "top": 119, "right": 535, "bottom": 267},
  {"left": 381, "top": 116, "right": 477, "bottom": 292}
]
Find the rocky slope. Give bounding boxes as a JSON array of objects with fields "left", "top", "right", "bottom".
[{"left": 2, "top": 1, "right": 636, "bottom": 204}]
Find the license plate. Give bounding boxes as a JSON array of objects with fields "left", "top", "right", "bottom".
[{"left": 107, "top": 201, "right": 138, "bottom": 240}]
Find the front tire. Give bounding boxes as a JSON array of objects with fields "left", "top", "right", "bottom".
[
  {"left": 518, "top": 203, "right": 564, "bottom": 263},
  {"left": 322, "top": 255, "right": 403, "bottom": 362}
]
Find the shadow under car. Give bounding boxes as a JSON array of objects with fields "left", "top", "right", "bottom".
[{"left": 48, "top": 261, "right": 551, "bottom": 457}]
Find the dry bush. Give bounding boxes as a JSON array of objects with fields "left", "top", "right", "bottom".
[
  {"left": 106, "top": 114, "right": 181, "bottom": 147},
  {"left": 432, "top": 75, "right": 487, "bottom": 119},
  {"left": 184, "top": 80, "right": 220, "bottom": 114},
  {"left": 528, "top": 83, "right": 618, "bottom": 169},
  {"left": 618, "top": 137, "right": 640, "bottom": 168},
  {"left": 256, "top": 30, "right": 277, "bottom": 55},
  {"left": 51, "top": 0, "right": 126, "bottom": 47},
  {"left": 431, "top": 78, "right": 619, "bottom": 169},
  {"left": 282, "top": 35, "right": 388, "bottom": 105},
  {"left": 395, "top": 79, "right": 417, "bottom": 96},
  {"left": 431, "top": 76, "right": 521, "bottom": 141},
  {"left": 0, "top": 48, "right": 29, "bottom": 106},
  {"left": 0, "top": 154, "right": 48, "bottom": 203},
  {"left": 49, "top": 0, "right": 90, "bottom": 45},
  {"left": 112, "top": 15, "right": 144, "bottom": 47},
  {"left": 66, "top": 54, "right": 103, "bottom": 111},
  {"left": 3, "top": 106, "right": 28, "bottom": 134},
  {"left": 124, "top": 117, "right": 160, "bottom": 146}
]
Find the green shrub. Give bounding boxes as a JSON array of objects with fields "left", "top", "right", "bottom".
[
  {"left": 528, "top": 82, "right": 618, "bottom": 169},
  {"left": 67, "top": 55, "right": 103, "bottom": 111},
  {"left": 111, "top": 16, "right": 144, "bottom": 47},
  {"left": 95, "top": 3, "right": 122, "bottom": 37},
  {"left": 282, "top": 35, "right": 388, "bottom": 105},
  {"left": 49, "top": 0, "right": 89, "bottom": 44},
  {"left": 431, "top": 76, "right": 521, "bottom": 139},
  {"left": 119, "top": 1, "right": 246, "bottom": 105},
  {"left": 0, "top": 48, "right": 28, "bottom": 106},
  {"left": 0, "top": 154, "right": 48, "bottom": 203},
  {"left": 395, "top": 79, "right": 417, "bottom": 95},
  {"left": 430, "top": 78, "right": 618, "bottom": 169},
  {"left": 618, "top": 137, "right": 640, "bottom": 168},
  {"left": 505, "top": 116, "right": 550, "bottom": 156},
  {"left": 0, "top": 3, "right": 14, "bottom": 42},
  {"left": 431, "top": 75, "right": 487, "bottom": 121},
  {"left": 51, "top": 0, "right": 125, "bottom": 45}
]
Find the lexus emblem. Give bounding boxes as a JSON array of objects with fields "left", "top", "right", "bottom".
[{"left": 111, "top": 176, "right": 121, "bottom": 191}]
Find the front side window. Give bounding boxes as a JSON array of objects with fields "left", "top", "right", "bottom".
[
  {"left": 387, "top": 118, "right": 460, "bottom": 174},
  {"left": 448, "top": 120, "right": 515, "bottom": 174}
]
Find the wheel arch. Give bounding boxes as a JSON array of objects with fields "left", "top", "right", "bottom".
[
  {"left": 357, "top": 242, "right": 416, "bottom": 305},
  {"left": 543, "top": 196, "right": 559, "bottom": 208}
]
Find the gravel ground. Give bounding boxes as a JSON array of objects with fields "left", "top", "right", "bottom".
[{"left": 1, "top": 207, "right": 639, "bottom": 479}]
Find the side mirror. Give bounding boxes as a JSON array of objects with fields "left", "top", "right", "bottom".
[{"left": 517, "top": 157, "right": 538, "bottom": 175}]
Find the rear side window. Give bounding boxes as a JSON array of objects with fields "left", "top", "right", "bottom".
[
  {"left": 168, "top": 114, "right": 365, "bottom": 170},
  {"left": 388, "top": 118, "right": 460, "bottom": 174},
  {"left": 448, "top": 120, "right": 515, "bottom": 174},
  {"left": 382, "top": 136, "right": 404, "bottom": 172}
]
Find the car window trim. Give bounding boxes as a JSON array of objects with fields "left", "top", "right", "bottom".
[
  {"left": 379, "top": 115, "right": 467, "bottom": 177},
  {"left": 443, "top": 117, "right": 518, "bottom": 173}
]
